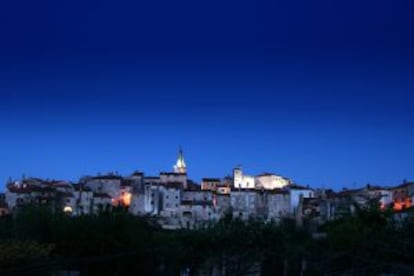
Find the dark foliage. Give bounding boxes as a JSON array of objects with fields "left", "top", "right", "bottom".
[{"left": 0, "top": 205, "right": 413, "bottom": 275}]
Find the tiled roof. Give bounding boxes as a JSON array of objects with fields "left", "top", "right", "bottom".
[
  {"left": 202, "top": 178, "right": 221, "bottom": 182},
  {"left": 257, "top": 173, "right": 276, "bottom": 177},
  {"left": 8, "top": 185, "right": 56, "bottom": 194},
  {"left": 24, "top": 177, "right": 44, "bottom": 183},
  {"left": 393, "top": 182, "right": 414, "bottom": 189},
  {"left": 337, "top": 188, "right": 365, "bottom": 197},
  {"left": 160, "top": 172, "right": 187, "bottom": 176},
  {"left": 90, "top": 175, "right": 123, "bottom": 180},
  {"left": 131, "top": 171, "right": 144, "bottom": 176},
  {"left": 366, "top": 185, "right": 392, "bottom": 191}
]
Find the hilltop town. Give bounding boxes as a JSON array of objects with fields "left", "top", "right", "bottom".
[{"left": 2, "top": 149, "right": 413, "bottom": 229}]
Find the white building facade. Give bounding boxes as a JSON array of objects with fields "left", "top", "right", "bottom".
[
  {"left": 256, "top": 173, "right": 291, "bottom": 190},
  {"left": 233, "top": 167, "right": 255, "bottom": 189}
]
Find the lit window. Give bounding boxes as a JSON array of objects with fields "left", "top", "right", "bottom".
[{"left": 63, "top": 206, "right": 73, "bottom": 213}]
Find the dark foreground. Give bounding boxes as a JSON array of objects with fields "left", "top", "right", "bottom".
[{"left": 1, "top": 205, "right": 414, "bottom": 275}]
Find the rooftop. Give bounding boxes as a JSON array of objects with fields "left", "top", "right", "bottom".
[
  {"left": 160, "top": 172, "right": 187, "bottom": 176},
  {"left": 202, "top": 178, "right": 221, "bottom": 182},
  {"left": 72, "top": 184, "right": 92, "bottom": 192}
]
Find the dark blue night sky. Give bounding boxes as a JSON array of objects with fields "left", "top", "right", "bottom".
[{"left": 1, "top": 0, "right": 413, "bottom": 189}]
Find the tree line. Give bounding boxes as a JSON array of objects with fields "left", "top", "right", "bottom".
[{"left": 0, "top": 202, "right": 414, "bottom": 275}]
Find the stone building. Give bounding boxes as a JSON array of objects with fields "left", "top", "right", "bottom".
[
  {"left": 201, "top": 178, "right": 221, "bottom": 191},
  {"left": 230, "top": 189, "right": 258, "bottom": 220},
  {"left": 73, "top": 184, "right": 94, "bottom": 215},
  {"left": 81, "top": 174, "right": 122, "bottom": 199},
  {"left": 180, "top": 201, "right": 216, "bottom": 229},
  {"left": 289, "top": 185, "right": 315, "bottom": 214},
  {"left": 160, "top": 172, "right": 187, "bottom": 189},
  {"left": 92, "top": 192, "right": 112, "bottom": 213},
  {"left": 267, "top": 190, "right": 291, "bottom": 222}
]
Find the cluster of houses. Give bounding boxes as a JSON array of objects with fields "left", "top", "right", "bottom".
[{"left": 1, "top": 150, "right": 413, "bottom": 229}]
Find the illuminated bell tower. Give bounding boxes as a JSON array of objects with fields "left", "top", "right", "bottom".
[
  {"left": 233, "top": 166, "right": 243, "bottom": 189},
  {"left": 174, "top": 147, "right": 187, "bottom": 174}
]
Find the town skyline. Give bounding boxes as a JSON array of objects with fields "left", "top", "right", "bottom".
[
  {"left": 4, "top": 147, "right": 412, "bottom": 230},
  {"left": 1, "top": 147, "right": 411, "bottom": 192}
]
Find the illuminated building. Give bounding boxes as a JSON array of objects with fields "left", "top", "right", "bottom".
[
  {"left": 391, "top": 182, "right": 414, "bottom": 211},
  {"left": 233, "top": 167, "right": 255, "bottom": 189},
  {"left": 256, "top": 173, "right": 291, "bottom": 189},
  {"left": 174, "top": 147, "right": 187, "bottom": 174},
  {"left": 233, "top": 167, "right": 291, "bottom": 190}
]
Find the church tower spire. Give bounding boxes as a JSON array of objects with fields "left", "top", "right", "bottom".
[{"left": 174, "top": 147, "right": 187, "bottom": 174}]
